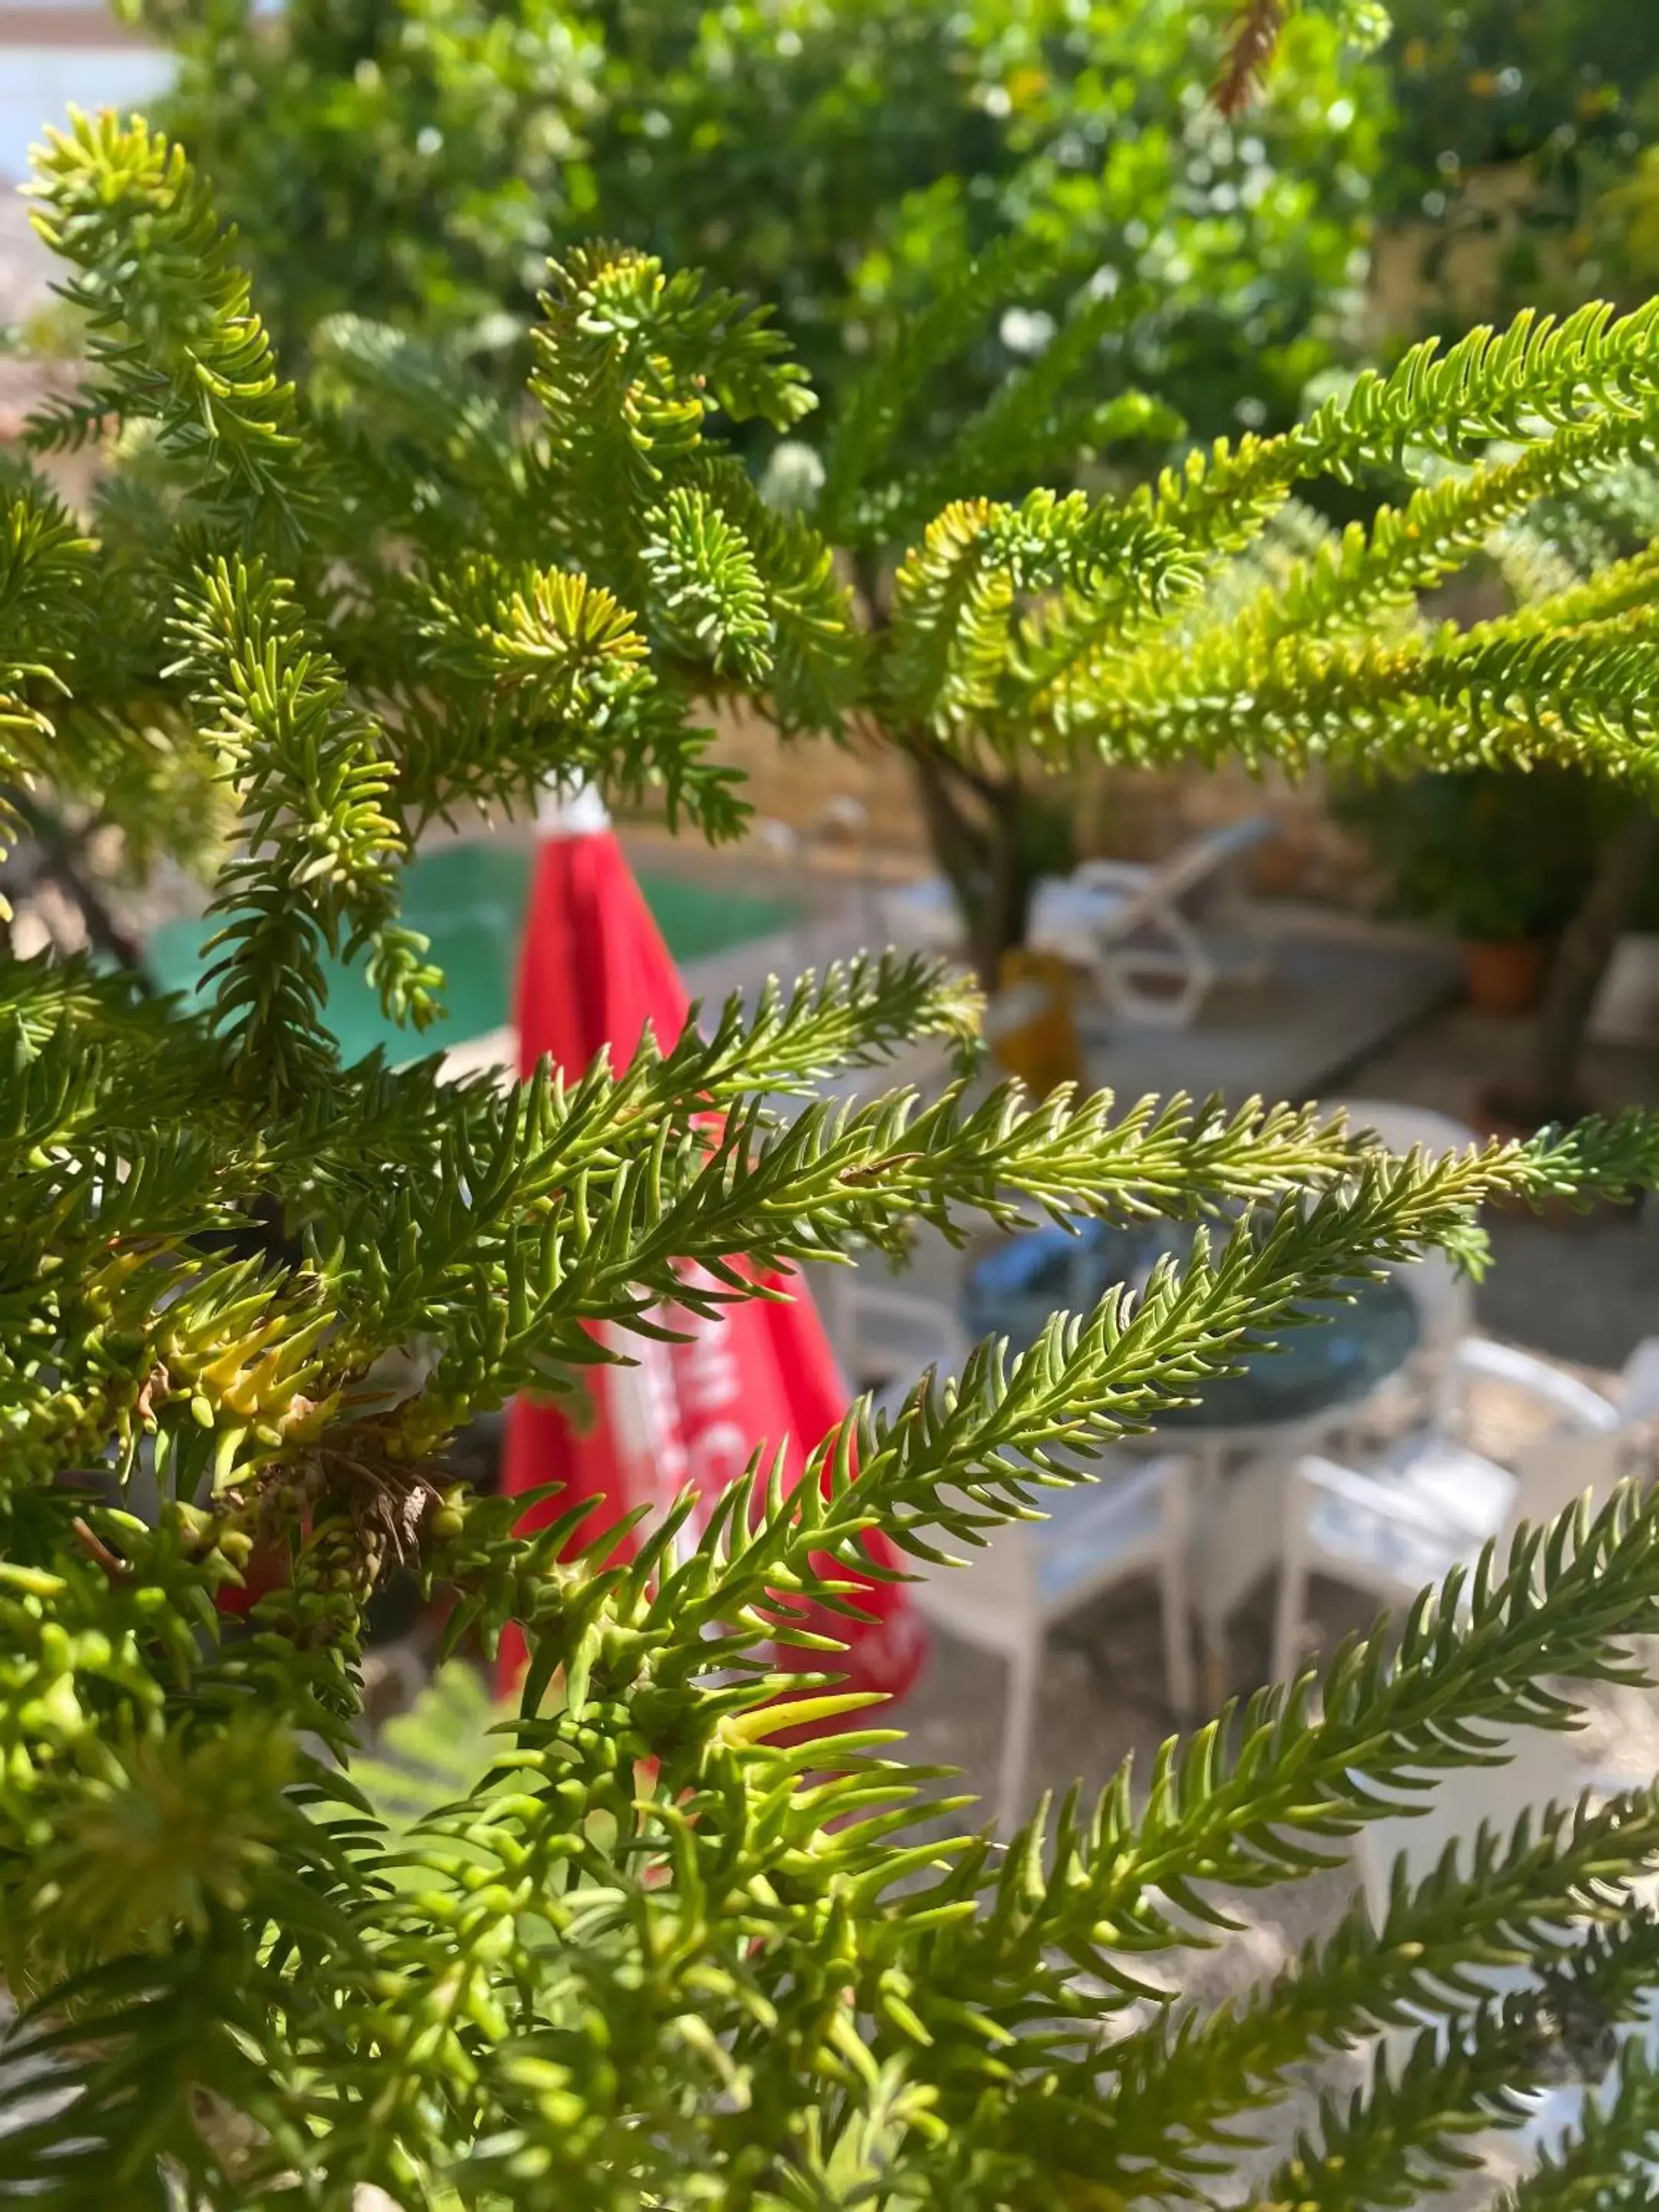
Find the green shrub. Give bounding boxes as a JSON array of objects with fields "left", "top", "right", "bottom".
[{"left": 1336, "top": 764, "right": 1618, "bottom": 941}]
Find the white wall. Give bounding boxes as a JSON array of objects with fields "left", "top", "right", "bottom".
[{"left": 0, "top": 46, "right": 176, "bottom": 183}]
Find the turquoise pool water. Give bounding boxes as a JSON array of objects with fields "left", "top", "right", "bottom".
[{"left": 144, "top": 840, "right": 803, "bottom": 1065}]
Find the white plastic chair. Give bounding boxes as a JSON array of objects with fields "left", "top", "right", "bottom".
[
  {"left": 836, "top": 1279, "right": 1197, "bottom": 1826},
  {"left": 881, "top": 1408, "right": 1197, "bottom": 1829},
  {"left": 817, "top": 1277, "right": 972, "bottom": 1399},
  {"left": 881, "top": 815, "right": 1273, "bottom": 1028},
  {"left": 1028, "top": 815, "right": 1275, "bottom": 1028},
  {"left": 1261, "top": 1335, "right": 1659, "bottom": 1684}
]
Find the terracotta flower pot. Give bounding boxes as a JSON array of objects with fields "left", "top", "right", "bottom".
[
  {"left": 1247, "top": 832, "right": 1304, "bottom": 900},
  {"left": 1460, "top": 937, "right": 1551, "bottom": 1017}
]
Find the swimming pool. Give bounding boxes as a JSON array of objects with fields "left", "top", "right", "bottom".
[{"left": 144, "top": 839, "right": 805, "bottom": 1065}]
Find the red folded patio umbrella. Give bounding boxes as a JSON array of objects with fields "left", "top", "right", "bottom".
[{"left": 495, "top": 785, "right": 927, "bottom": 1708}]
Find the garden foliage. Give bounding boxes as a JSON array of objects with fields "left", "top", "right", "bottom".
[
  {"left": 10, "top": 110, "right": 1659, "bottom": 2208},
  {"left": 130, "top": 0, "right": 1387, "bottom": 447}
]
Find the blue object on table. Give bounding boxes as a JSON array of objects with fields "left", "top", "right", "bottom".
[
  {"left": 962, "top": 1217, "right": 1114, "bottom": 1312},
  {"left": 962, "top": 1219, "right": 1420, "bottom": 1434},
  {"left": 1157, "top": 1280, "right": 1419, "bottom": 1432}
]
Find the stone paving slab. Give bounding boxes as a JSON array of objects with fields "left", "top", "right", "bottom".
[{"left": 1077, "top": 922, "right": 1462, "bottom": 1109}]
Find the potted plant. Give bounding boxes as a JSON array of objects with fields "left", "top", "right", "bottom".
[
  {"left": 17, "top": 105, "right": 1659, "bottom": 2205},
  {"left": 1335, "top": 766, "right": 1613, "bottom": 1015}
]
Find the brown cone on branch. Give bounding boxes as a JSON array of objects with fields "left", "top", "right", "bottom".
[{"left": 1216, "top": 0, "right": 1285, "bottom": 115}]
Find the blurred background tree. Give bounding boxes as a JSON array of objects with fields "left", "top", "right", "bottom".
[
  {"left": 130, "top": 0, "right": 1388, "bottom": 447},
  {"left": 116, "top": 0, "right": 604, "bottom": 375},
  {"left": 1381, "top": 0, "right": 1659, "bottom": 315}
]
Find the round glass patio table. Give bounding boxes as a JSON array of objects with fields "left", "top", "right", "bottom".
[{"left": 961, "top": 1218, "right": 1420, "bottom": 1441}]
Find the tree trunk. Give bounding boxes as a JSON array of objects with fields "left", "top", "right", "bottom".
[
  {"left": 4, "top": 789, "right": 149, "bottom": 977},
  {"left": 909, "top": 749, "right": 1032, "bottom": 989},
  {"left": 1522, "top": 803, "right": 1659, "bottom": 1121},
  {"left": 41, "top": 856, "right": 148, "bottom": 975}
]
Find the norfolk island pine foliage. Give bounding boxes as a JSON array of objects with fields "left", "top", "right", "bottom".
[{"left": 13, "top": 91, "right": 1659, "bottom": 2210}]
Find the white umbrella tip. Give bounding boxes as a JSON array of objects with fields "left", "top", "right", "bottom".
[{"left": 537, "top": 778, "right": 612, "bottom": 837}]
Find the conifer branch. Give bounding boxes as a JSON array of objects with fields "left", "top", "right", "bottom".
[
  {"left": 529, "top": 242, "right": 814, "bottom": 568},
  {"left": 1498, "top": 540, "right": 1659, "bottom": 637},
  {"left": 12, "top": 104, "right": 1659, "bottom": 2209},
  {"left": 678, "top": 450, "right": 862, "bottom": 733},
  {"left": 1252, "top": 1914, "right": 1659, "bottom": 2210},
  {"left": 0, "top": 485, "right": 93, "bottom": 879},
  {"left": 1237, "top": 406, "right": 1659, "bottom": 647},
  {"left": 168, "top": 555, "right": 440, "bottom": 1088},
  {"left": 817, "top": 233, "right": 1054, "bottom": 544},
  {"left": 1216, "top": 0, "right": 1285, "bottom": 118},
  {"left": 1502, "top": 2037, "right": 1659, "bottom": 2210},
  {"left": 1254, "top": 2003, "right": 1552, "bottom": 2212},
  {"left": 1144, "top": 302, "right": 1659, "bottom": 561},
  {"left": 401, "top": 553, "right": 747, "bottom": 836},
  {"left": 1094, "top": 1824, "right": 1659, "bottom": 2195},
  {"left": 879, "top": 287, "right": 1171, "bottom": 538},
  {"left": 639, "top": 483, "right": 776, "bottom": 680},
  {"left": 518, "top": 1131, "right": 1653, "bottom": 1647},
  {"left": 306, "top": 310, "right": 521, "bottom": 528},
  {"left": 1048, "top": 620, "right": 1659, "bottom": 783},
  {"left": 881, "top": 492, "right": 1199, "bottom": 738},
  {"left": 25, "top": 112, "right": 315, "bottom": 547}
]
